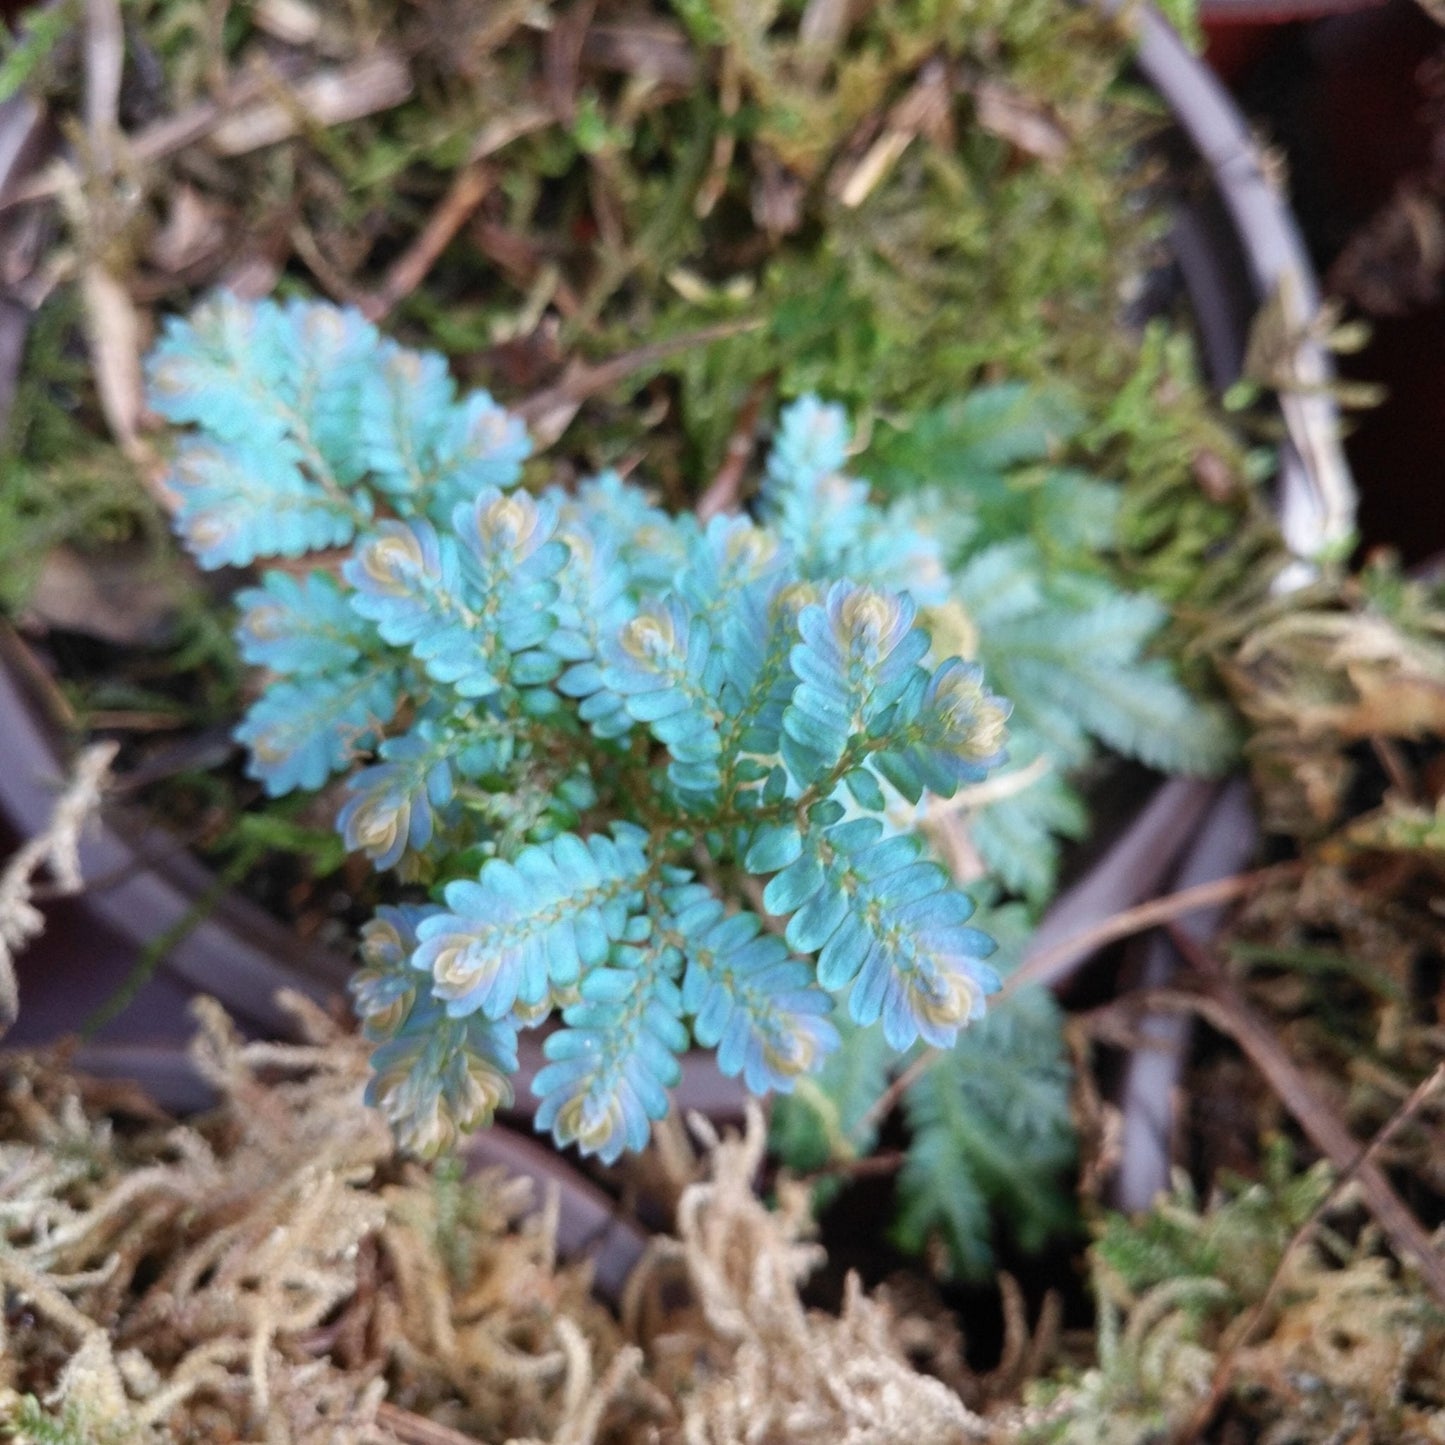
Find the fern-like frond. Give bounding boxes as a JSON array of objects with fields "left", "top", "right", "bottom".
[
  {"left": 763, "top": 814, "right": 999, "bottom": 1050},
  {"left": 367, "top": 992, "right": 519, "bottom": 1156},
  {"left": 358, "top": 343, "right": 460, "bottom": 498},
  {"left": 147, "top": 291, "right": 301, "bottom": 444},
  {"left": 676, "top": 513, "right": 790, "bottom": 628},
  {"left": 601, "top": 595, "right": 724, "bottom": 797},
  {"left": 532, "top": 938, "right": 688, "bottom": 1163},
  {"left": 873, "top": 657, "right": 1011, "bottom": 803},
  {"left": 782, "top": 582, "right": 931, "bottom": 784},
  {"left": 893, "top": 980, "right": 1077, "bottom": 1279},
  {"left": 867, "top": 385, "right": 1081, "bottom": 496},
  {"left": 412, "top": 825, "right": 653, "bottom": 1021},
  {"left": 718, "top": 577, "right": 817, "bottom": 768},
  {"left": 235, "top": 570, "right": 367, "bottom": 675},
  {"left": 349, "top": 902, "right": 441, "bottom": 1042},
  {"left": 168, "top": 439, "right": 363, "bottom": 568},
  {"left": 769, "top": 1013, "right": 896, "bottom": 1177},
  {"left": 667, "top": 883, "right": 839, "bottom": 1093},
  {"left": 150, "top": 292, "right": 383, "bottom": 492},
  {"left": 570, "top": 469, "right": 693, "bottom": 592},
  {"left": 426, "top": 391, "right": 532, "bottom": 518},
  {"left": 547, "top": 509, "right": 638, "bottom": 739},
  {"left": 759, "top": 397, "right": 950, "bottom": 604},
  {"left": 234, "top": 669, "right": 399, "bottom": 796},
  {"left": 337, "top": 726, "right": 458, "bottom": 870},
  {"left": 965, "top": 731, "right": 1089, "bottom": 905},
  {"left": 964, "top": 558, "right": 1236, "bottom": 773}
]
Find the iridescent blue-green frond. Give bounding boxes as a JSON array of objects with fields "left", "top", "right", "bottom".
[
  {"left": 343, "top": 518, "right": 459, "bottom": 646},
  {"left": 357, "top": 342, "right": 458, "bottom": 499},
  {"left": 717, "top": 578, "right": 818, "bottom": 768},
  {"left": 167, "top": 439, "right": 363, "bottom": 569},
  {"left": 532, "top": 938, "right": 688, "bottom": 1163},
  {"left": 451, "top": 485, "right": 566, "bottom": 657},
  {"left": 235, "top": 570, "right": 368, "bottom": 676},
  {"left": 146, "top": 291, "right": 296, "bottom": 445},
  {"left": 425, "top": 391, "right": 532, "bottom": 520},
  {"left": 852, "top": 879, "right": 999, "bottom": 1051},
  {"left": 342, "top": 519, "right": 501, "bottom": 697},
  {"left": 782, "top": 582, "right": 931, "bottom": 784},
  {"left": 234, "top": 668, "right": 400, "bottom": 796},
  {"left": 675, "top": 514, "right": 789, "bottom": 624},
  {"left": 350, "top": 902, "right": 443, "bottom": 1041},
  {"left": 764, "top": 394, "right": 852, "bottom": 497},
  {"left": 547, "top": 505, "right": 638, "bottom": 740},
  {"left": 758, "top": 396, "right": 874, "bottom": 574},
  {"left": 338, "top": 726, "right": 458, "bottom": 870},
  {"left": 872, "top": 657, "right": 1011, "bottom": 804},
  {"left": 762, "top": 814, "right": 999, "bottom": 1050},
  {"left": 366, "top": 992, "right": 519, "bottom": 1157},
  {"left": 758, "top": 397, "right": 952, "bottom": 607},
  {"left": 667, "top": 883, "right": 839, "bottom": 1094},
  {"left": 280, "top": 299, "right": 382, "bottom": 483},
  {"left": 411, "top": 824, "right": 653, "bottom": 1023},
  {"left": 834, "top": 503, "right": 952, "bottom": 608},
  {"left": 570, "top": 470, "right": 694, "bottom": 592},
  {"left": 601, "top": 595, "right": 724, "bottom": 798}
]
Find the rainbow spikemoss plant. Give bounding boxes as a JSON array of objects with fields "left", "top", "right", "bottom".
[{"left": 146, "top": 291, "right": 1010, "bottom": 1163}]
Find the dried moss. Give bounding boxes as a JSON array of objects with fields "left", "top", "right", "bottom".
[{"left": 2, "top": 1003, "right": 1441, "bottom": 1444}]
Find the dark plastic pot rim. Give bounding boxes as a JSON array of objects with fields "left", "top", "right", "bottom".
[{"left": 1104, "top": 0, "right": 1357, "bottom": 571}]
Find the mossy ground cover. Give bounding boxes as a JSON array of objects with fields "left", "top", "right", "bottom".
[{"left": 0, "top": 1, "right": 1443, "bottom": 1438}]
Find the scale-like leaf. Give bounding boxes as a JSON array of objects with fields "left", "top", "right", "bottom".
[
  {"left": 234, "top": 668, "right": 398, "bottom": 796},
  {"left": 236, "top": 570, "right": 367, "bottom": 676},
  {"left": 668, "top": 883, "right": 839, "bottom": 1093},
  {"left": 893, "top": 981, "right": 1077, "bottom": 1279},
  {"left": 533, "top": 938, "right": 689, "bottom": 1162},
  {"left": 412, "top": 825, "right": 652, "bottom": 1021}
]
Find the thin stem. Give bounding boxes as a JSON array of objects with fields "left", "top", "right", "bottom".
[
  {"left": 854, "top": 862, "right": 1298, "bottom": 1140},
  {"left": 1171, "top": 1060, "right": 1445, "bottom": 1444}
]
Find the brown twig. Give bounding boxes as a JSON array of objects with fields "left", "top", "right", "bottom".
[
  {"left": 1012, "top": 863, "right": 1297, "bottom": 997},
  {"left": 516, "top": 318, "right": 763, "bottom": 447},
  {"left": 373, "top": 1401, "right": 485, "bottom": 1445},
  {"left": 797, "top": 1149, "right": 908, "bottom": 1187},
  {"left": 362, "top": 104, "right": 555, "bottom": 323},
  {"left": 1144, "top": 970, "right": 1445, "bottom": 1309},
  {"left": 695, "top": 374, "right": 774, "bottom": 521},
  {"left": 0, "top": 54, "right": 410, "bottom": 213},
  {"left": 854, "top": 863, "right": 1295, "bottom": 1139},
  {"left": 362, "top": 162, "right": 494, "bottom": 321},
  {"left": 1171, "top": 1059, "right": 1445, "bottom": 1445},
  {"left": 83, "top": 0, "right": 124, "bottom": 175}
]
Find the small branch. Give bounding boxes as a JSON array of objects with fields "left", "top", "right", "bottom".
[
  {"left": 374, "top": 1402, "right": 486, "bottom": 1445},
  {"left": 517, "top": 318, "right": 763, "bottom": 448},
  {"left": 0, "top": 55, "right": 411, "bottom": 213},
  {"left": 361, "top": 105, "right": 555, "bottom": 323},
  {"left": 925, "top": 754, "right": 1053, "bottom": 816},
  {"left": 363, "top": 161, "right": 493, "bottom": 320},
  {"left": 855, "top": 864, "right": 1293, "bottom": 1138},
  {"left": 1173, "top": 1060, "right": 1445, "bottom": 1444},
  {"left": 695, "top": 374, "right": 773, "bottom": 521},
  {"left": 1148, "top": 975, "right": 1445, "bottom": 1308},
  {"left": 84, "top": 0, "right": 125, "bottom": 176},
  {"left": 1013, "top": 864, "right": 1297, "bottom": 998},
  {"left": 208, "top": 52, "right": 413, "bottom": 155}
]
